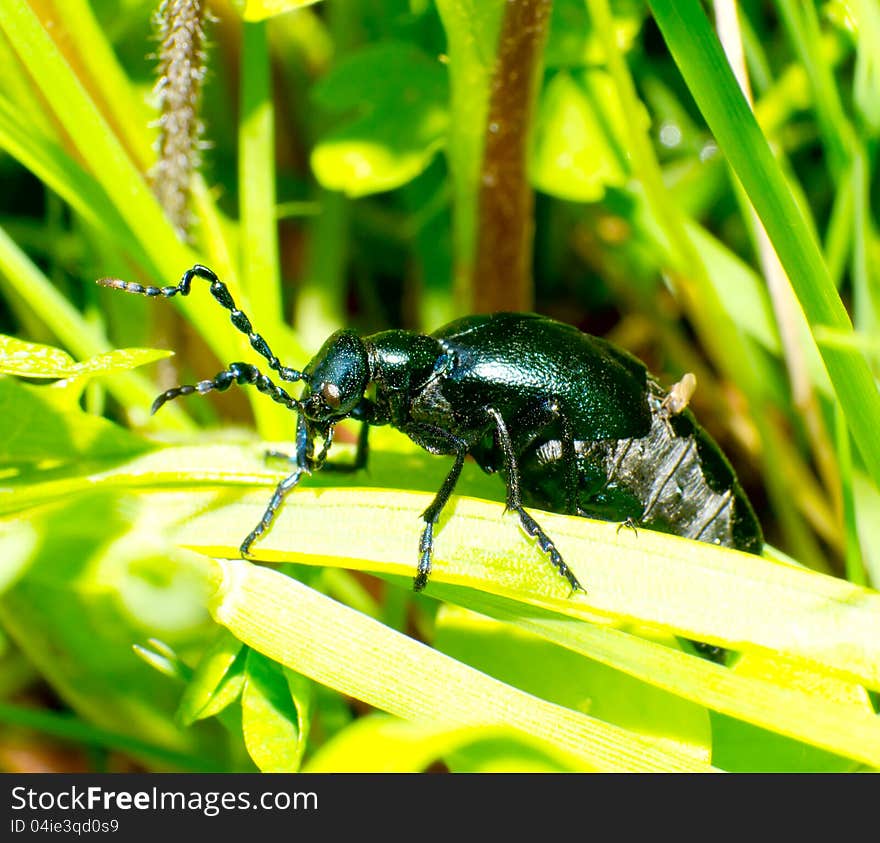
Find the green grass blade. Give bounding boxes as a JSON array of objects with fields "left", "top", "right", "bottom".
[
  {"left": 647, "top": 0, "right": 880, "bottom": 485},
  {"left": 0, "top": 99, "right": 149, "bottom": 266},
  {"left": 0, "top": 0, "right": 189, "bottom": 271},
  {"left": 9, "top": 441, "right": 880, "bottom": 695},
  {"left": 238, "top": 19, "right": 291, "bottom": 441},
  {"left": 238, "top": 20, "right": 282, "bottom": 320},
  {"left": 182, "top": 485, "right": 880, "bottom": 690},
  {"left": 209, "top": 558, "right": 717, "bottom": 772},
  {"left": 304, "top": 713, "right": 585, "bottom": 772},
  {"left": 433, "top": 587, "right": 880, "bottom": 768},
  {"left": 0, "top": 701, "right": 222, "bottom": 771}
]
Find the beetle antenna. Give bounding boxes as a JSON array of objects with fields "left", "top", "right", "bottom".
[
  {"left": 97, "top": 264, "right": 303, "bottom": 383},
  {"left": 150, "top": 361, "right": 303, "bottom": 415}
]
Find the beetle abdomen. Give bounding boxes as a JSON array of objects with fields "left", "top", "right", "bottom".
[{"left": 521, "top": 381, "right": 763, "bottom": 555}]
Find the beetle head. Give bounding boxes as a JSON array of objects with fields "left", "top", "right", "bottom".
[{"left": 300, "top": 329, "right": 369, "bottom": 422}]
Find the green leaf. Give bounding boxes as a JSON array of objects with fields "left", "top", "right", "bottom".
[
  {"left": 241, "top": 649, "right": 310, "bottom": 772},
  {"left": 531, "top": 70, "right": 629, "bottom": 202},
  {"left": 210, "top": 559, "right": 716, "bottom": 771},
  {"left": 0, "top": 377, "right": 153, "bottom": 466},
  {"left": 0, "top": 335, "right": 74, "bottom": 377},
  {"left": 177, "top": 628, "right": 246, "bottom": 725},
  {"left": 311, "top": 42, "right": 448, "bottom": 197},
  {"left": 0, "top": 335, "right": 171, "bottom": 380}
]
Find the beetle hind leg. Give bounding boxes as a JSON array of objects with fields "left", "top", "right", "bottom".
[
  {"left": 514, "top": 506, "right": 583, "bottom": 594},
  {"left": 487, "top": 407, "right": 585, "bottom": 594}
]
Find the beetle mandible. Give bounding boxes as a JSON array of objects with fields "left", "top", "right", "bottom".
[{"left": 99, "top": 264, "right": 763, "bottom": 592}]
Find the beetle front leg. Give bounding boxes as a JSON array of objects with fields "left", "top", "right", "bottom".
[
  {"left": 415, "top": 448, "right": 467, "bottom": 592},
  {"left": 241, "top": 412, "right": 310, "bottom": 557},
  {"left": 487, "top": 407, "right": 585, "bottom": 594},
  {"left": 307, "top": 397, "right": 380, "bottom": 474}
]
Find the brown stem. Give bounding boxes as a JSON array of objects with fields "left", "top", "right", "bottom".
[{"left": 473, "top": 0, "right": 553, "bottom": 313}]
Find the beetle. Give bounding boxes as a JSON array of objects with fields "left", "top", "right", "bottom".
[{"left": 98, "top": 264, "right": 763, "bottom": 594}]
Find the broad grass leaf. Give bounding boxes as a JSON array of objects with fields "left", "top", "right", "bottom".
[
  {"left": 210, "top": 559, "right": 717, "bottom": 771},
  {"left": 433, "top": 605, "right": 712, "bottom": 762}
]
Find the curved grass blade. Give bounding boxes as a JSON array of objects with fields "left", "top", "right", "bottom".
[
  {"left": 647, "top": 0, "right": 880, "bottom": 485},
  {"left": 181, "top": 484, "right": 880, "bottom": 692},
  {"left": 7, "top": 439, "right": 880, "bottom": 692},
  {"left": 208, "top": 558, "right": 717, "bottom": 772},
  {"left": 432, "top": 586, "right": 880, "bottom": 768}
]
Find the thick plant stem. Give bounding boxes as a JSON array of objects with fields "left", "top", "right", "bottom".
[{"left": 473, "top": 0, "right": 553, "bottom": 313}]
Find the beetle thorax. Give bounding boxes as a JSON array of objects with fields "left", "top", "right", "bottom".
[{"left": 365, "top": 330, "right": 445, "bottom": 394}]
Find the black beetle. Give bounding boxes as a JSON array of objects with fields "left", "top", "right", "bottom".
[{"left": 99, "top": 264, "right": 763, "bottom": 593}]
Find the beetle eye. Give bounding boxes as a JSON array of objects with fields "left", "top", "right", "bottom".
[{"left": 321, "top": 381, "right": 342, "bottom": 409}]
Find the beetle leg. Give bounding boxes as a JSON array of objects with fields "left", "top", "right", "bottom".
[
  {"left": 98, "top": 265, "right": 302, "bottom": 383},
  {"left": 268, "top": 403, "right": 374, "bottom": 474},
  {"left": 557, "top": 406, "right": 579, "bottom": 516},
  {"left": 414, "top": 447, "right": 468, "bottom": 592},
  {"left": 321, "top": 421, "right": 370, "bottom": 474},
  {"left": 616, "top": 516, "right": 639, "bottom": 537},
  {"left": 241, "top": 412, "right": 310, "bottom": 557},
  {"left": 150, "top": 362, "right": 300, "bottom": 415},
  {"left": 487, "top": 407, "right": 585, "bottom": 594},
  {"left": 509, "top": 397, "right": 579, "bottom": 516}
]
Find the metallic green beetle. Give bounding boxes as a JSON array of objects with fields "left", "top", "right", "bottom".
[{"left": 99, "top": 265, "right": 763, "bottom": 594}]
